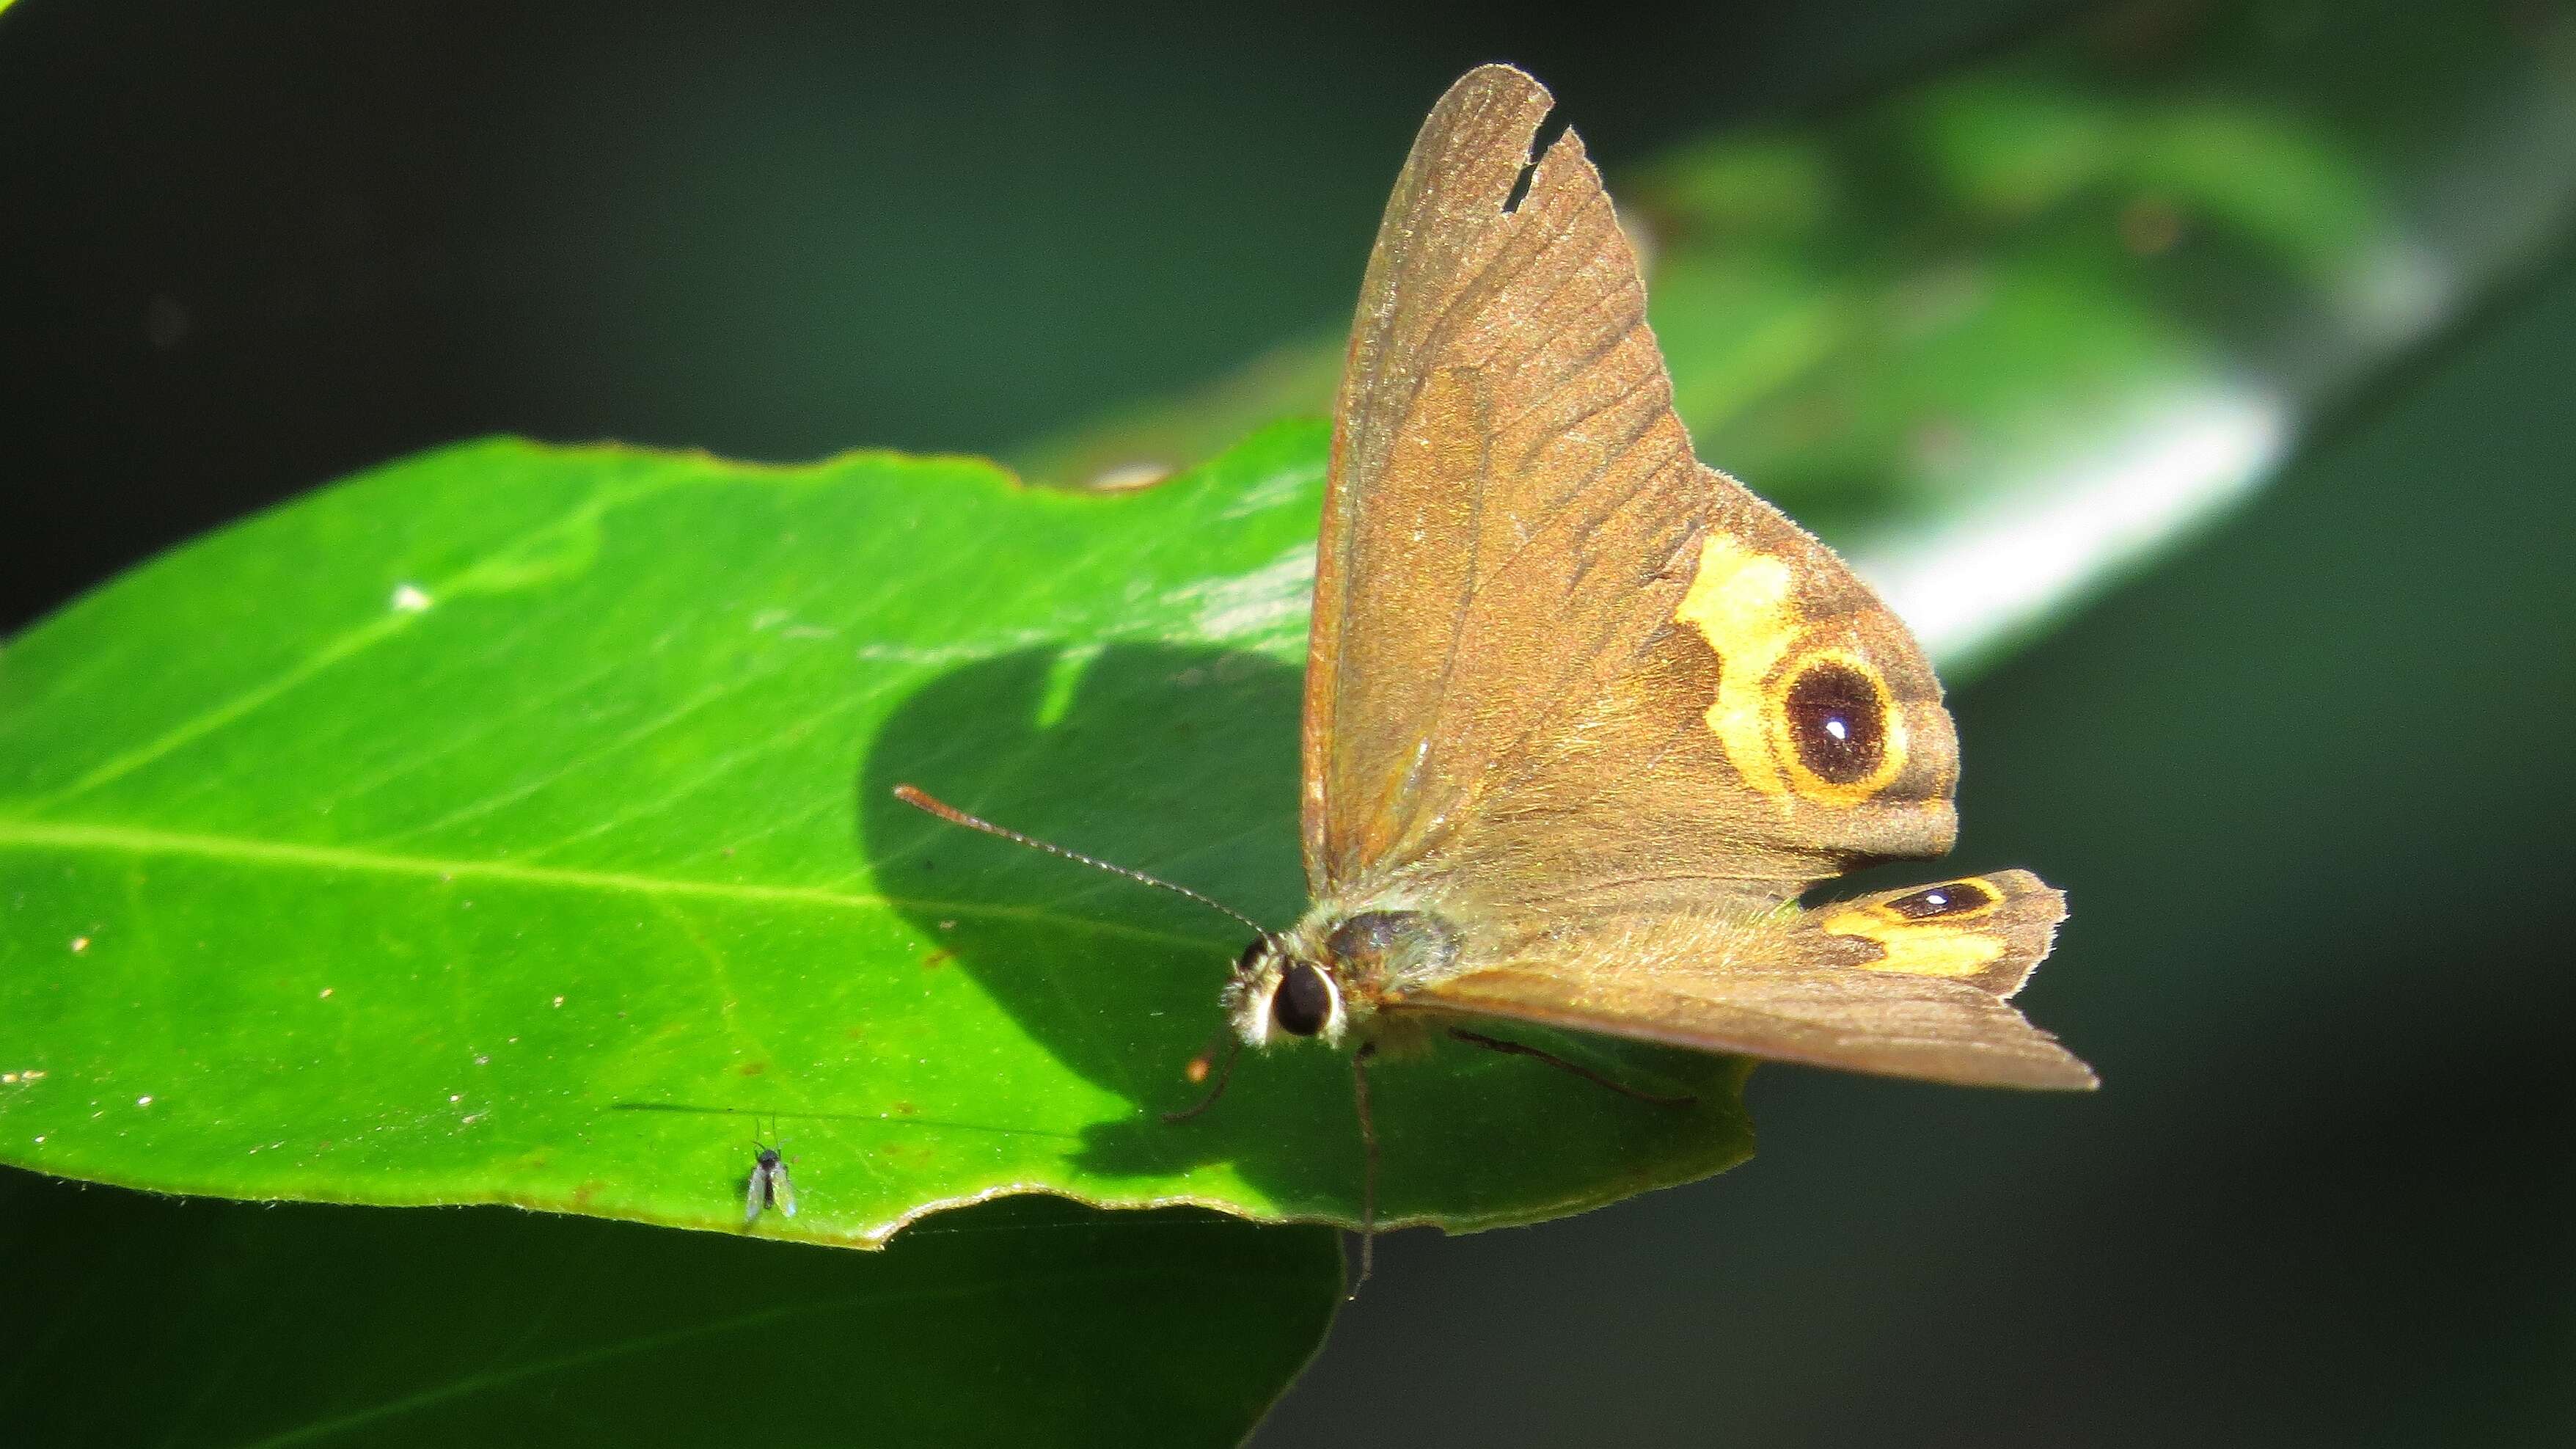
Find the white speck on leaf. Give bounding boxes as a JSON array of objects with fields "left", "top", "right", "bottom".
[
  {"left": 1178, "top": 544, "right": 1317, "bottom": 645},
  {"left": 319, "top": 988, "right": 334, "bottom": 999},
  {"left": 69, "top": 937, "right": 89, "bottom": 954},
  {"left": 1087, "top": 461, "right": 1171, "bottom": 492},
  {"left": 391, "top": 583, "right": 433, "bottom": 612},
  {"left": 136, "top": 1095, "right": 153, "bottom": 1107},
  {"left": 552, "top": 996, "right": 564, "bottom": 1007}
]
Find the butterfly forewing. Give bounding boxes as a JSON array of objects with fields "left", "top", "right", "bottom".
[{"left": 1305, "top": 65, "right": 1958, "bottom": 912}]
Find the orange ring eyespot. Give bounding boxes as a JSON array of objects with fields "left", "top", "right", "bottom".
[
  {"left": 1785, "top": 662, "right": 1884, "bottom": 782},
  {"left": 1768, "top": 649, "right": 1907, "bottom": 804},
  {"left": 1879, "top": 877, "right": 1999, "bottom": 923}
]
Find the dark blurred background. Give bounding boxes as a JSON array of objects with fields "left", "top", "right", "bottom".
[{"left": 3, "top": 1, "right": 2569, "bottom": 1444}]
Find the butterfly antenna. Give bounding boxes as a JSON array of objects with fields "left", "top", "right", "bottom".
[{"left": 893, "top": 784, "right": 1270, "bottom": 937}]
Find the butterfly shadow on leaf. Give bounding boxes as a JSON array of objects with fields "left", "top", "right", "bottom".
[
  {"left": 859, "top": 643, "right": 1753, "bottom": 1230},
  {"left": 858, "top": 643, "right": 1350, "bottom": 1211}
]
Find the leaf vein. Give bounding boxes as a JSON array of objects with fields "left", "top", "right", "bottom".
[{"left": 0, "top": 820, "right": 1233, "bottom": 955}]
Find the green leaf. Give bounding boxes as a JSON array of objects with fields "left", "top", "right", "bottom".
[
  {"left": 0, "top": 1172, "right": 1338, "bottom": 1446},
  {"left": 0, "top": 428, "right": 1752, "bottom": 1247}
]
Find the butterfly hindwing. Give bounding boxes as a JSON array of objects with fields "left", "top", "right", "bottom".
[{"left": 1408, "top": 871, "right": 2092, "bottom": 1090}]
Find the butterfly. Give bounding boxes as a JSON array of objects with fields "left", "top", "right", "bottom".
[{"left": 899, "top": 62, "right": 2093, "bottom": 1279}]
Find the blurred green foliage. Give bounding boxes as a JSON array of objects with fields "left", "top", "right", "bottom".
[{"left": 1020, "top": 4, "right": 2576, "bottom": 671}]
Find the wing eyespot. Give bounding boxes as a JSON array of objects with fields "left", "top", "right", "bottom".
[
  {"left": 1673, "top": 536, "right": 1916, "bottom": 809},
  {"left": 1783, "top": 661, "right": 1884, "bottom": 783},
  {"left": 1884, "top": 879, "right": 1997, "bottom": 921},
  {"left": 1766, "top": 649, "right": 1909, "bottom": 804},
  {"left": 1821, "top": 875, "right": 2010, "bottom": 979}
]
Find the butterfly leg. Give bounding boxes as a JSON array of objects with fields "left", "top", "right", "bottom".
[
  {"left": 1161, "top": 1037, "right": 1244, "bottom": 1123},
  {"left": 1350, "top": 1041, "right": 1380, "bottom": 1298},
  {"left": 1447, "top": 1028, "right": 1697, "bottom": 1107}
]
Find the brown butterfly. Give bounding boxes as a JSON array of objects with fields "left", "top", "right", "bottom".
[{"left": 899, "top": 62, "right": 2093, "bottom": 1278}]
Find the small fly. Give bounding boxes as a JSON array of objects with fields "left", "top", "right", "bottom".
[{"left": 744, "top": 1120, "right": 797, "bottom": 1227}]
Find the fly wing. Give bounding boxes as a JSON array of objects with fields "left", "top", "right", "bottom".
[{"left": 1303, "top": 65, "right": 1958, "bottom": 913}]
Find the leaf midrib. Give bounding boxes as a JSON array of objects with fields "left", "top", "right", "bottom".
[{"left": 0, "top": 818, "right": 1226, "bottom": 952}]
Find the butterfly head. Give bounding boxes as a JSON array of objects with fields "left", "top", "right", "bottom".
[
  {"left": 1222, "top": 934, "right": 1350, "bottom": 1049},
  {"left": 1221, "top": 908, "right": 1464, "bottom": 1052}
]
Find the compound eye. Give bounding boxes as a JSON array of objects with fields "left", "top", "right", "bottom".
[
  {"left": 1233, "top": 937, "right": 1272, "bottom": 974},
  {"left": 1270, "top": 961, "right": 1333, "bottom": 1037}
]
